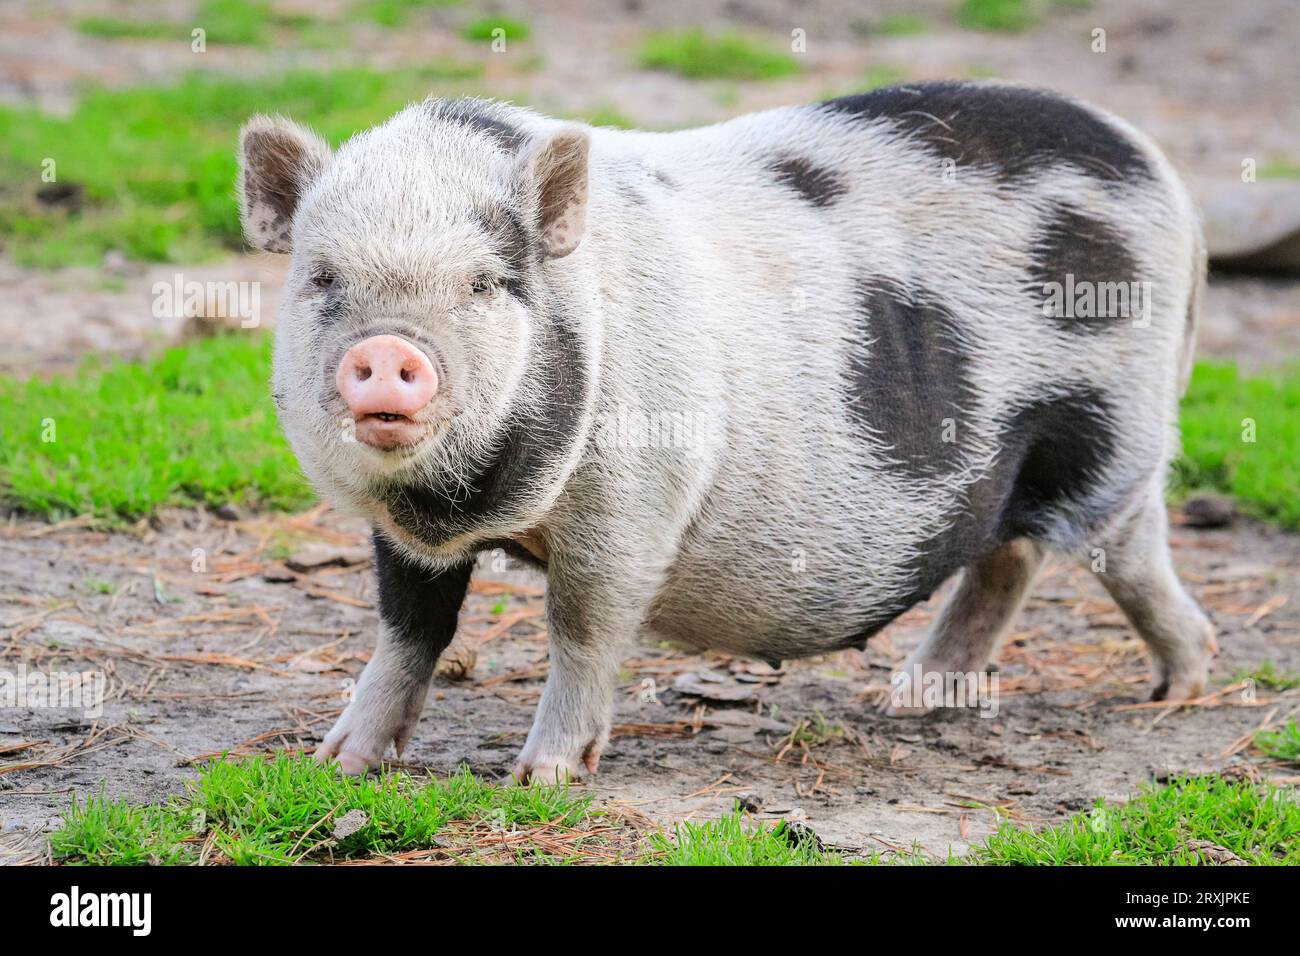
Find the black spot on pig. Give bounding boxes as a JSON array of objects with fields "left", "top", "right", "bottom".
[
  {"left": 382, "top": 297, "right": 588, "bottom": 548},
  {"left": 822, "top": 82, "right": 1151, "bottom": 184},
  {"left": 373, "top": 531, "right": 474, "bottom": 673},
  {"left": 847, "top": 279, "right": 973, "bottom": 476},
  {"left": 999, "top": 388, "right": 1122, "bottom": 540},
  {"left": 768, "top": 156, "right": 848, "bottom": 207},
  {"left": 478, "top": 205, "right": 537, "bottom": 300},
  {"left": 843, "top": 387, "right": 1125, "bottom": 647},
  {"left": 1028, "top": 204, "right": 1141, "bottom": 332},
  {"left": 429, "top": 98, "right": 526, "bottom": 152}
]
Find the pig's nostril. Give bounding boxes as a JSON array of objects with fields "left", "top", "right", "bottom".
[
  {"left": 400, "top": 368, "right": 415, "bottom": 383},
  {"left": 356, "top": 365, "right": 372, "bottom": 382}
]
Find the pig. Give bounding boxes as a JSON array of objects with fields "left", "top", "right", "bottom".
[{"left": 237, "top": 82, "right": 1215, "bottom": 782}]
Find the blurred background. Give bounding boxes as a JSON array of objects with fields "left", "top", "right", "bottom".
[{"left": 2, "top": 0, "right": 1298, "bottom": 376}]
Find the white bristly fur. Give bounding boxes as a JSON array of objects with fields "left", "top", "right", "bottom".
[{"left": 239, "top": 84, "right": 1213, "bottom": 781}]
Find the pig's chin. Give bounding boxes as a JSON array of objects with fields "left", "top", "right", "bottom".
[{"left": 343, "top": 418, "right": 443, "bottom": 478}]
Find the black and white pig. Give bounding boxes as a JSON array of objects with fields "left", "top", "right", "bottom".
[{"left": 237, "top": 82, "right": 1215, "bottom": 782}]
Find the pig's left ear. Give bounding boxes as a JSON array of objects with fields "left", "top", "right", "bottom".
[
  {"left": 524, "top": 126, "right": 590, "bottom": 258},
  {"left": 237, "top": 115, "right": 331, "bottom": 254}
]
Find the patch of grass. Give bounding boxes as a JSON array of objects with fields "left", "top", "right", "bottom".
[
  {"left": 648, "top": 807, "right": 845, "bottom": 865},
  {"left": 76, "top": 17, "right": 181, "bottom": 40},
  {"left": 1175, "top": 361, "right": 1300, "bottom": 528},
  {"left": 955, "top": 0, "right": 1093, "bottom": 32},
  {"left": 350, "top": 0, "right": 463, "bottom": 28},
  {"left": 1258, "top": 158, "right": 1300, "bottom": 180},
  {"left": 52, "top": 791, "right": 204, "bottom": 865},
  {"left": 860, "top": 64, "right": 908, "bottom": 90},
  {"left": 956, "top": 0, "right": 1039, "bottom": 32},
  {"left": 878, "top": 14, "right": 929, "bottom": 36},
  {"left": 976, "top": 776, "right": 1300, "bottom": 864},
  {"left": 0, "top": 333, "right": 313, "bottom": 519},
  {"left": 51, "top": 754, "right": 602, "bottom": 865},
  {"left": 78, "top": 0, "right": 313, "bottom": 47},
  {"left": 579, "top": 105, "right": 638, "bottom": 130},
  {"left": 1233, "top": 661, "right": 1300, "bottom": 692},
  {"left": 0, "top": 65, "right": 482, "bottom": 268},
  {"left": 638, "top": 30, "right": 801, "bottom": 81},
  {"left": 461, "top": 16, "right": 531, "bottom": 42},
  {"left": 1256, "top": 720, "right": 1300, "bottom": 763}
]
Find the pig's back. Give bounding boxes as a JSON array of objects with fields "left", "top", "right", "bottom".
[{"left": 586, "top": 83, "right": 1201, "bottom": 659}]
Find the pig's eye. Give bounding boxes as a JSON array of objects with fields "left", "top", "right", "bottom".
[
  {"left": 469, "top": 274, "right": 496, "bottom": 296},
  {"left": 310, "top": 269, "right": 339, "bottom": 292}
]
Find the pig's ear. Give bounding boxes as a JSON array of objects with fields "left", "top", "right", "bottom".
[
  {"left": 525, "top": 126, "right": 590, "bottom": 258},
  {"left": 237, "top": 115, "right": 331, "bottom": 254}
]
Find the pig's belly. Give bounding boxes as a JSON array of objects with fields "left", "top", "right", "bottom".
[{"left": 645, "top": 518, "right": 936, "bottom": 661}]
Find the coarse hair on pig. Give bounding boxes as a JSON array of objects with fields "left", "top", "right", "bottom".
[{"left": 239, "top": 82, "right": 1214, "bottom": 784}]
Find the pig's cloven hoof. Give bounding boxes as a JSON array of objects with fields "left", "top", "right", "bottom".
[
  {"left": 314, "top": 687, "right": 424, "bottom": 775},
  {"left": 1150, "top": 623, "right": 1217, "bottom": 703},
  {"left": 512, "top": 740, "right": 602, "bottom": 786}
]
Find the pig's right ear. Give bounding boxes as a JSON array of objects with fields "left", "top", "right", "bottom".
[{"left": 237, "top": 115, "right": 331, "bottom": 254}]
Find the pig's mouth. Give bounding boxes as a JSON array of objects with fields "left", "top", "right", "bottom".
[{"left": 353, "top": 412, "right": 432, "bottom": 452}]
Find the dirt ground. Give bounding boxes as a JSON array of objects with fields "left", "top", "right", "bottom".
[
  {"left": 2, "top": 505, "right": 1297, "bottom": 863},
  {"left": 2, "top": 0, "right": 1300, "bottom": 862}
]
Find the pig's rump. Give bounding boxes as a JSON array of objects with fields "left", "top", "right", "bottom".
[{"left": 612, "top": 83, "right": 1200, "bottom": 660}]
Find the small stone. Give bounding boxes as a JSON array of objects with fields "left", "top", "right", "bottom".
[
  {"left": 1180, "top": 494, "right": 1236, "bottom": 528},
  {"left": 331, "top": 809, "right": 369, "bottom": 841},
  {"left": 735, "top": 792, "right": 763, "bottom": 814},
  {"left": 214, "top": 503, "right": 242, "bottom": 521},
  {"left": 778, "top": 819, "right": 824, "bottom": 852}
]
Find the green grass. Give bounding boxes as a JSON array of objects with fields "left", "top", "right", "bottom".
[
  {"left": 461, "top": 16, "right": 531, "bottom": 42},
  {"left": 55, "top": 766, "right": 1292, "bottom": 865},
  {"left": 956, "top": 0, "right": 1040, "bottom": 32},
  {"left": 0, "top": 333, "right": 313, "bottom": 519},
  {"left": 51, "top": 754, "right": 598, "bottom": 865},
  {"left": 976, "top": 776, "right": 1300, "bottom": 864},
  {"left": 1259, "top": 158, "right": 1300, "bottom": 180},
  {"left": 860, "top": 64, "right": 908, "bottom": 90},
  {"left": 1233, "top": 661, "right": 1300, "bottom": 692},
  {"left": 955, "top": 0, "right": 1094, "bottom": 32},
  {"left": 638, "top": 30, "right": 801, "bottom": 81},
  {"left": 649, "top": 809, "right": 847, "bottom": 865},
  {"left": 1256, "top": 720, "right": 1300, "bottom": 763},
  {"left": 0, "top": 331, "right": 1296, "bottom": 528},
  {"left": 78, "top": 0, "right": 313, "bottom": 47},
  {"left": 878, "top": 14, "right": 929, "bottom": 36},
  {"left": 349, "top": 0, "right": 463, "bottom": 28},
  {"left": 76, "top": 17, "right": 182, "bottom": 41},
  {"left": 0, "top": 65, "right": 481, "bottom": 268},
  {"left": 1174, "top": 362, "right": 1300, "bottom": 528}
]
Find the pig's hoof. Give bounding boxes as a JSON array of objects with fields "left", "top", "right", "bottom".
[
  {"left": 512, "top": 740, "right": 602, "bottom": 786},
  {"left": 1151, "top": 671, "right": 1208, "bottom": 704},
  {"left": 1150, "top": 624, "right": 1216, "bottom": 703},
  {"left": 314, "top": 692, "right": 422, "bottom": 775},
  {"left": 878, "top": 666, "right": 935, "bottom": 717}
]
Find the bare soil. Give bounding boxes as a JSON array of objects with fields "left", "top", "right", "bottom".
[{"left": 2, "top": 505, "right": 1297, "bottom": 863}]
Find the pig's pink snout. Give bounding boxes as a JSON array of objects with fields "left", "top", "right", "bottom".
[{"left": 336, "top": 335, "right": 438, "bottom": 419}]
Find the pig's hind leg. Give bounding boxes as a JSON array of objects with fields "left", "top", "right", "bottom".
[
  {"left": 1087, "top": 482, "right": 1216, "bottom": 701},
  {"left": 883, "top": 538, "right": 1046, "bottom": 715}
]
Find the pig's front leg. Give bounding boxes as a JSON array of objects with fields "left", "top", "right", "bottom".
[
  {"left": 315, "top": 531, "right": 472, "bottom": 774},
  {"left": 513, "top": 552, "right": 653, "bottom": 784}
]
